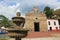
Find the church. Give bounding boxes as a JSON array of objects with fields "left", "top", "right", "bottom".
[
  {"left": 24, "top": 7, "right": 48, "bottom": 32},
  {"left": 11, "top": 6, "right": 60, "bottom": 32},
  {"left": 24, "top": 7, "right": 59, "bottom": 32}
]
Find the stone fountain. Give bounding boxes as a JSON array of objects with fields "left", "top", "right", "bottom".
[{"left": 6, "top": 12, "right": 28, "bottom": 40}]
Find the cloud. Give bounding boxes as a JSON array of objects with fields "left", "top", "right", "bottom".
[
  {"left": 0, "top": 0, "right": 60, "bottom": 19},
  {"left": 20, "top": 0, "right": 60, "bottom": 8},
  {"left": 0, "top": 1, "right": 20, "bottom": 20},
  {"left": 20, "top": 0, "right": 60, "bottom": 16}
]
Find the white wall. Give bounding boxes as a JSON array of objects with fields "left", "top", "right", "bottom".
[{"left": 47, "top": 19, "right": 59, "bottom": 30}]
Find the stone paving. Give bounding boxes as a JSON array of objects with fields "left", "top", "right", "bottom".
[
  {"left": 22, "top": 37, "right": 60, "bottom": 40},
  {"left": 9, "top": 38, "right": 15, "bottom": 40}
]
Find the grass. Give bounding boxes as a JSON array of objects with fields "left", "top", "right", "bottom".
[{"left": 0, "top": 38, "right": 8, "bottom": 40}]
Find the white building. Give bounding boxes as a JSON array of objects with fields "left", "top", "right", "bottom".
[{"left": 47, "top": 19, "right": 59, "bottom": 31}]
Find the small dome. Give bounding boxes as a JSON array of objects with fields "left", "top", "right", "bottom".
[
  {"left": 16, "top": 12, "right": 21, "bottom": 17},
  {"left": 16, "top": 10, "right": 21, "bottom": 17}
]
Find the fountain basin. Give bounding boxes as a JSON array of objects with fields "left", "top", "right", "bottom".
[{"left": 6, "top": 29, "right": 28, "bottom": 38}]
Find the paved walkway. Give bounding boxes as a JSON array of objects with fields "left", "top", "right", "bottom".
[
  {"left": 22, "top": 37, "right": 60, "bottom": 40},
  {"left": 9, "top": 38, "right": 15, "bottom": 40}
]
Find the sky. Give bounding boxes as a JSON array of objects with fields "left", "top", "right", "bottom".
[{"left": 0, "top": 0, "right": 60, "bottom": 20}]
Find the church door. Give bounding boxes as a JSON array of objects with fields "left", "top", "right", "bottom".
[{"left": 34, "top": 22, "right": 39, "bottom": 32}]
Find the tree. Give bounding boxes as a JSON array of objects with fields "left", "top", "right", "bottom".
[
  {"left": 44, "top": 6, "right": 53, "bottom": 19},
  {"left": 0, "top": 15, "right": 11, "bottom": 28}
]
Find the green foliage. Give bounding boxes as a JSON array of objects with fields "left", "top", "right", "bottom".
[
  {"left": 0, "top": 38, "right": 8, "bottom": 40},
  {"left": 44, "top": 6, "right": 53, "bottom": 18},
  {"left": 0, "top": 15, "right": 11, "bottom": 27},
  {"left": 44, "top": 6, "right": 50, "bottom": 11}
]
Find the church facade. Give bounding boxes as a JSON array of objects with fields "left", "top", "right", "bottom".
[{"left": 24, "top": 7, "right": 48, "bottom": 32}]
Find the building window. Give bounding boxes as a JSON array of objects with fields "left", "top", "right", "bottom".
[
  {"left": 54, "top": 21, "right": 56, "bottom": 25},
  {"left": 48, "top": 21, "right": 50, "bottom": 25}
]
